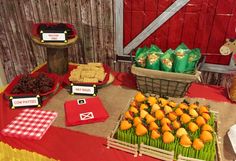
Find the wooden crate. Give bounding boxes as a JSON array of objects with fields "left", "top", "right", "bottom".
[
  {"left": 139, "top": 143, "right": 174, "bottom": 161},
  {"left": 106, "top": 114, "right": 139, "bottom": 157}
]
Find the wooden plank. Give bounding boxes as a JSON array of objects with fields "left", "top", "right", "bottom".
[
  {"left": 67, "top": 0, "right": 80, "bottom": 63},
  {"left": 58, "top": 0, "right": 69, "bottom": 23},
  {"left": 30, "top": 0, "right": 40, "bottom": 22},
  {"left": 108, "top": 138, "right": 136, "bottom": 147},
  {"left": 37, "top": 0, "right": 52, "bottom": 22},
  {"left": 107, "top": 137, "right": 138, "bottom": 156},
  {"left": 124, "top": 0, "right": 190, "bottom": 55},
  {"left": 144, "top": 0, "right": 158, "bottom": 11},
  {"left": 90, "top": 0, "right": 100, "bottom": 62},
  {"left": 108, "top": 144, "right": 137, "bottom": 156},
  {"left": 200, "top": 0, "right": 218, "bottom": 54},
  {"left": 131, "top": 1, "right": 146, "bottom": 41},
  {"left": 49, "top": 0, "right": 59, "bottom": 22},
  {"left": 225, "top": 0, "right": 236, "bottom": 38},
  {"left": 193, "top": 0, "right": 207, "bottom": 49},
  {"left": 140, "top": 143, "right": 174, "bottom": 154},
  {"left": 123, "top": 0, "right": 132, "bottom": 49},
  {"left": 132, "top": 0, "right": 145, "bottom": 11},
  {"left": 108, "top": 143, "right": 136, "bottom": 151},
  {"left": 167, "top": 10, "right": 184, "bottom": 49},
  {"left": 177, "top": 155, "right": 204, "bottom": 161},
  {"left": 139, "top": 144, "right": 174, "bottom": 160},
  {"left": 80, "top": 0, "right": 94, "bottom": 63},
  {"left": 0, "top": 1, "right": 17, "bottom": 82},
  {"left": 1, "top": 0, "right": 25, "bottom": 76},
  {"left": 204, "top": 0, "right": 235, "bottom": 65},
  {"left": 54, "top": 0, "right": 63, "bottom": 22},
  {"left": 95, "top": 0, "right": 104, "bottom": 63},
  {"left": 215, "top": 0, "right": 235, "bottom": 14},
  {"left": 131, "top": 11, "right": 145, "bottom": 41},
  {"left": 0, "top": 49, "right": 7, "bottom": 86},
  {"left": 75, "top": 0, "right": 86, "bottom": 64},
  {"left": 154, "top": 0, "right": 173, "bottom": 51},
  {"left": 124, "top": 11, "right": 131, "bottom": 46},
  {"left": 116, "top": 62, "right": 131, "bottom": 72},
  {"left": 205, "top": 15, "right": 232, "bottom": 66},
  {"left": 12, "top": 0, "right": 33, "bottom": 72},
  {"left": 207, "top": 15, "right": 231, "bottom": 55},
  {"left": 29, "top": 0, "right": 47, "bottom": 66},
  {"left": 13, "top": 0, "right": 35, "bottom": 71},
  {"left": 201, "top": 63, "right": 236, "bottom": 74},
  {"left": 102, "top": 0, "right": 114, "bottom": 68},
  {"left": 181, "top": 13, "right": 200, "bottom": 48},
  {"left": 20, "top": 0, "right": 39, "bottom": 69},
  {"left": 115, "top": 0, "right": 123, "bottom": 55},
  {"left": 140, "top": 151, "right": 174, "bottom": 161}
]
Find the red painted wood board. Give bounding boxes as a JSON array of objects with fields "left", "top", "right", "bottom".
[{"left": 123, "top": 0, "right": 236, "bottom": 65}]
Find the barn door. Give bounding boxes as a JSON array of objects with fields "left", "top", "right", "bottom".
[{"left": 115, "top": 0, "right": 236, "bottom": 73}]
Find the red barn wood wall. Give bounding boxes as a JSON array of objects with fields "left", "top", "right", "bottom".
[
  {"left": 0, "top": 0, "right": 235, "bottom": 83},
  {"left": 0, "top": 0, "right": 115, "bottom": 82},
  {"left": 124, "top": 0, "right": 236, "bottom": 65}
]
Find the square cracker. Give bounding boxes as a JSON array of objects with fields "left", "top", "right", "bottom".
[
  {"left": 81, "top": 71, "right": 96, "bottom": 78},
  {"left": 83, "top": 78, "right": 98, "bottom": 83},
  {"left": 88, "top": 62, "right": 102, "bottom": 67}
]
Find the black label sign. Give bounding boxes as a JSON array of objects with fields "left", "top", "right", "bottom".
[
  {"left": 40, "top": 30, "right": 68, "bottom": 43},
  {"left": 70, "top": 84, "right": 97, "bottom": 96},
  {"left": 9, "top": 95, "right": 42, "bottom": 109}
]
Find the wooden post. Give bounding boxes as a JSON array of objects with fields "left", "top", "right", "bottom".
[
  {"left": 31, "top": 35, "right": 78, "bottom": 75},
  {"left": 47, "top": 48, "right": 68, "bottom": 75}
]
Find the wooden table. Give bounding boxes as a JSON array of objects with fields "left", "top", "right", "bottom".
[{"left": 31, "top": 35, "right": 78, "bottom": 75}]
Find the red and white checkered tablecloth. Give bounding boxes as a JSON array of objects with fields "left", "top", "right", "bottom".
[{"left": 1, "top": 109, "right": 57, "bottom": 140}]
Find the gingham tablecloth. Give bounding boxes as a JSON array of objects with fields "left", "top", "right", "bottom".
[{"left": 1, "top": 109, "right": 57, "bottom": 140}]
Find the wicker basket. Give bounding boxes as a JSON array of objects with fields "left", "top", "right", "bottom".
[{"left": 131, "top": 65, "right": 201, "bottom": 97}]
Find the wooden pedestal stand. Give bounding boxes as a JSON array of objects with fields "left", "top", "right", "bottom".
[{"left": 31, "top": 35, "right": 78, "bottom": 75}]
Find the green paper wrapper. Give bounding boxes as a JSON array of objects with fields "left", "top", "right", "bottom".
[
  {"left": 146, "top": 45, "right": 163, "bottom": 70},
  {"left": 160, "top": 49, "right": 174, "bottom": 72},
  {"left": 174, "top": 43, "right": 190, "bottom": 73},
  {"left": 135, "top": 47, "right": 148, "bottom": 68},
  {"left": 185, "top": 48, "right": 201, "bottom": 73}
]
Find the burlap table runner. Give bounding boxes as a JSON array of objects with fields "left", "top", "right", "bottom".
[{"left": 44, "top": 85, "right": 236, "bottom": 160}]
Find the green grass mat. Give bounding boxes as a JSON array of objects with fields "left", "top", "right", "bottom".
[{"left": 116, "top": 113, "right": 216, "bottom": 161}]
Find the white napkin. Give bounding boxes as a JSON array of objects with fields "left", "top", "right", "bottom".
[{"left": 228, "top": 124, "right": 236, "bottom": 154}]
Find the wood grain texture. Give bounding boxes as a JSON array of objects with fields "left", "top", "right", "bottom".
[
  {"left": 115, "top": 0, "right": 123, "bottom": 56},
  {"left": 47, "top": 48, "right": 68, "bottom": 74},
  {"left": 124, "top": 0, "right": 190, "bottom": 55},
  {"left": 0, "top": 0, "right": 231, "bottom": 88},
  {"left": 0, "top": 0, "right": 115, "bottom": 82}
]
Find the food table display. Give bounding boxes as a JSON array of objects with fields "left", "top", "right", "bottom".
[
  {"left": 0, "top": 63, "right": 236, "bottom": 161},
  {"left": 0, "top": 41, "right": 235, "bottom": 161}
]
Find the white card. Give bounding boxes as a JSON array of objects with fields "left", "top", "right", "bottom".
[
  {"left": 80, "top": 112, "right": 94, "bottom": 120},
  {"left": 228, "top": 124, "right": 236, "bottom": 154},
  {"left": 77, "top": 99, "right": 86, "bottom": 105}
]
